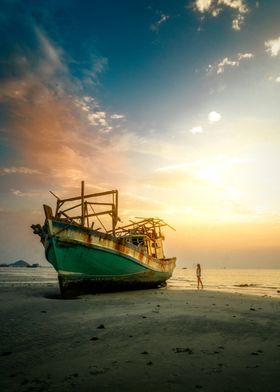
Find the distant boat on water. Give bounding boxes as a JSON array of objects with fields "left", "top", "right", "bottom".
[{"left": 31, "top": 182, "right": 176, "bottom": 297}]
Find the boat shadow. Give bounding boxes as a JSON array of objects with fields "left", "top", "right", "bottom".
[
  {"left": 43, "top": 287, "right": 79, "bottom": 300},
  {"left": 42, "top": 284, "right": 169, "bottom": 300}
]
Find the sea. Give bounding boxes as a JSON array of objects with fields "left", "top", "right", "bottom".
[
  {"left": 170, "top": 268, "right": 280, "bottom": 298},
  {"left": 0, "top": 267, "right": 279, "bottom": 298}
]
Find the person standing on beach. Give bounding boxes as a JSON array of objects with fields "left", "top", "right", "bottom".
[{"left": 196, "top": 263, "right": 203, "bottom": 289}]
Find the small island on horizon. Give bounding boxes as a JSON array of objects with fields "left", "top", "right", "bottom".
[{"left": 0, "top": 259, "right": 40, "bottom": 268}]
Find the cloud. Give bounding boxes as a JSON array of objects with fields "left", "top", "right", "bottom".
[
  {"left": 0, "top": 8, "right": 132, "bottom": 194},
  {"left": 190, "top": 126, "right": 203, "bottom": 134},
  {"left": 268, "top": 76, "right": 280, "bottom": 83},
  {"left": 0, "top": 167, "right": 41, "bottom": 175},
  {"left": 89, "top": 112, "right": 113, "bottom": 133},
  {"left": 155, "top": 163, "right": 195, "bottom": 173},
  {"left": 35, "top": 28, "right": 65, "bottom": 75},
  {"left": 143, "top": 162, "right": 199, "bottom": 189},
  {"left": 217, "top": 57, "right": 239, "bottom": 74},
  {"left": 208, "top": 52, "right": 254, "bottom": 74},
  {"left": 150, "top": 13, "right": 170, "bottom": 31},
  {"left": 74, "top": 96, "right": 98, "bottom": 113},
  {"left": 87, "top": 111, "right": 112, "bottom": 132},
  {"left": 265, "top": 36, "right": 280, "bottom": 57},
  {"left": 193, "top": 0, "right": 249, "bottom": 31},
  {"left": 220, "top": 0, "right": 248, "bottom": 13},
  {"left": 144, "top": 156, "right": 248, "bottom": 191},
  {"left": 232, "top": 14, "right": 244, "bottom": 31},
  {"left": 82, "top": 55, "right": 108, "bottom": 85},
  {"left": 0, "top": 27, "right": 67, "bottom": 103},
  {"left": 10, "top": 189, "right": 35, "bottom": 197},
  {"left": 110, "top": 114, "right": 125, "bottom": 120},
  {"left": 195, "top": 0, "right": 212, "bottom": 13},
  {"left": 237, "top": 52, "right": 254, "bottom": 60},
  {"left": 73, "top": 97, "right": 113, "bottom": 132},
  {"left": 208, "top": 111, "right": 221, "bottom": 123}
]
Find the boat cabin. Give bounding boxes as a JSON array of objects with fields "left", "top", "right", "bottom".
[{"left": 124, "top": 233, "right": 165, "bottom": 259}]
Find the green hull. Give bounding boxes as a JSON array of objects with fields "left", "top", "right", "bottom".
[{"left": 43, "top": 220, "right": 176, "bottom": 295}]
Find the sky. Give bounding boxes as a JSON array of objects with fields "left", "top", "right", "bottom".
[{"left": 1, "top": 0, "right": 280, "bottom": 268}]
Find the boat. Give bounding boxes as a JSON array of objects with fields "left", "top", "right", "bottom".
[{"left": 31, "top": 182, "right": 176, "bottom": 297}]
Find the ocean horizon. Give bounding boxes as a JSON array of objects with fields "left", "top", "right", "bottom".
[{"left": 1, "top": 266, "right": 279, "bottom": 298}]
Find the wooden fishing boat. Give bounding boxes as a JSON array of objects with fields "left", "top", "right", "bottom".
[{"left": 31, "top": 182, "right": 176, "bottom": 297}]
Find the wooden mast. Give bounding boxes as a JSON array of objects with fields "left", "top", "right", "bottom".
[
  {"left": 81, "top": 181, "right": 85, "bottom": 226},
  {"left": 112, "top": 190, "right": 118, "bottom": 236}
]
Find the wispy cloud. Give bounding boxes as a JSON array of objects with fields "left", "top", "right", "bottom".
[
  {"left": 82, "top": 55, "right": 108, "bottom": 86},
  {"left": 189, "top": 112, "right": 221, "bottom": 134},
  {"left": 265, "top": 36, "right": 280, "bottom": 57},
  {"left": 144, "top": 163, "right": 197, "bottom": 189},
  {"left": 0, "top": 167, "right": 41, "bottom": 175},
  {"left": 10, "top": 189, "right": 35, "bottom": 197},
  {"left": 74, "top": 96, "right": 98, "bottom": 112},
  {"left": 0, "top": 14, "right": 130, "bottom": 192},
  {"left": 74, "top": 97, "right": 113, "bottom": 133},
  {"left": 87, "top": 111, "right": 112, "bottom": 133},
  {"left": 207, "top": 52, "right": 254, "bottom": 74},
  {"left": 145, "top": 156, "right": 249, "bottom": 190},
  {"left": 268, "top": 76, "right": 280, "bottom": 83},
  {"left": 110, "top": 114, "right": 125, "bottom": 120},
  {"left": 237, "top": 53, "right": 254, "bottom": 60},
  {"left": 150, "top": 13, "right": 170, "bottom": 32},
  {"left": 194, "top": 0, "right": 249, "bottom": 31},
  {"left": 189, "top": 126, "right": 203, "bottom": 134},
  {"left": 216, "top": 57, "right": 239, "bottom": 74}
]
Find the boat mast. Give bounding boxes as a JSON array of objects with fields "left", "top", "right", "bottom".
[
  {"left": 112, "top": 190, "right": 118, "bottom": 236},
  {"left": 81, "top": 180, "right": 85, "bottom": 226}
]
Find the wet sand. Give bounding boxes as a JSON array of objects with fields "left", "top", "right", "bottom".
[{"left": 1, "top": 279, "right": 280, "bottom": 392}]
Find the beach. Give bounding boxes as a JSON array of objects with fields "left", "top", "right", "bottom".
[{"left": 1, "top": 268, "right": 280, "bottom": 392}]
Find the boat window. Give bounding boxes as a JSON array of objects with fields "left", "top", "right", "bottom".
[{"left": 131, "top": 237, "right": 144, "bottom": 246}]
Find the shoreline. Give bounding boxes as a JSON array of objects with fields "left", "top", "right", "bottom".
[
  {"left": 1, "top": 266, "right": 280, "bottom": 298},
  {"left": 1, "top": 280, "right": 280, "bottom": 392}
]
